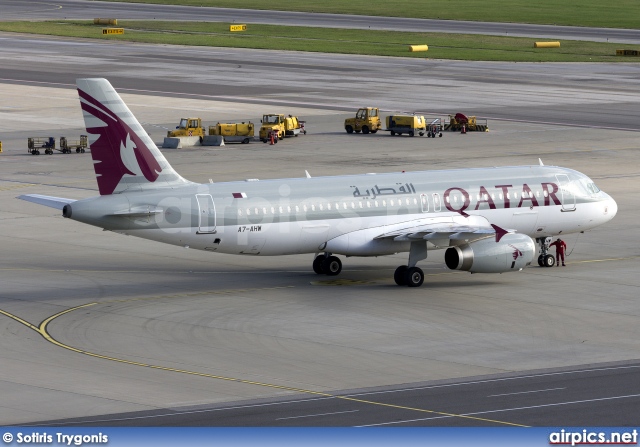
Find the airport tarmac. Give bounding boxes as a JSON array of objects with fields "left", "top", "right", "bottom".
[{"left": 1, "top": 35, "right": 640, "bottom": 426}]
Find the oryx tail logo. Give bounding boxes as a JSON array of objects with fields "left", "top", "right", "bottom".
[
  {"left": 78, "top": 88, "right": 162, "bottom": 195},
  {"left": 509, "top": 244, "right": 524, "bottom": 269}
]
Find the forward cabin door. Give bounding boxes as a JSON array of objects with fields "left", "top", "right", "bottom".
[
  {"left": 196, "top": 194, "right": 216, "bottom": 233},
  {"left": 555, "top": 174, "right": 576, "bottom": 211}
]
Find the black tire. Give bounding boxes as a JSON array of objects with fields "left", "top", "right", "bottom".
[
  {"left": 439, "top": 133, "right": 443, "bottom": 137},
  {"left": 362, "top": 126, "right": 369, "bottom": 135},
  {"left": 544, "top": 254, "right": 555, "bottom": 267},
  {"left": 355, "top": 129, "right": 361, "bottom": 133},
  {"left": 313, "top": 256, "right": 325, "bottom": 274},
  {"left": 394, "top": 266, "right": 408, "bottom": 286},
  {"left": 409, "top": 131, "right": 415, "bottom": 137},
  {"left": 345, "top": 125, "right": 353, "bottom": 134},
  {"left": 36, "top": 150, "right": 40, "bottom": 155},
  {"left": 76, "top": 148, "right": 81, "bottom": 153},
  {"left": 405, "top": 267, "right": 424, "bottom": 287},
  {"left": 262, "top": 139, "right": 267, "bottom": 143},
  {"left": 242, "top": 138, "right": 250, "bottom": 144},
  {"left": 322, "top": 256, "right": 342, "bottom": 276},
  {"left": 419, "top": 132, "right": 424, "bottom": 137},
  {"left": 537, "top": 255, "right": 544, "bottom": 267},
  {"left": 390, "top": 131, "right": 395, "bottom": 136},
  {"left": 370, "top": 129, "right": 377, "bottom": 134}
]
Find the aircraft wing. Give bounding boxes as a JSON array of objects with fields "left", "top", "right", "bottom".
[
  {"left": 17, "top": 194, "right": 76, "bottom": 210},
  {"left": 374, "top": 215, "right": 510, "bottom": 246}
]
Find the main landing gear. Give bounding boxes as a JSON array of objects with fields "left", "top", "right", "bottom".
[
  {"left": 537, "top": 237, "right": 555, "bottom": 268},
  {"left": 312, "top": 241, "right": 428, "bottom": 287},
  {"left": 394, "top": 240, "right": 428, "bottom": 287},
  {"left": 313, "top": 253, "right": 342, "bottom": 276}
]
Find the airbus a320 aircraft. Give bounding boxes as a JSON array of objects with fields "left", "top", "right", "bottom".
[{"left": 19, "top": 79, "right": 617, "bottom": 287}]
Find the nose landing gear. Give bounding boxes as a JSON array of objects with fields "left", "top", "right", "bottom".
[{"left": 537, "top": 237, "right": 555, "bottom": 267}]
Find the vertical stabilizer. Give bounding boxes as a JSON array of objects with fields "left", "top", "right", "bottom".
[{"left": 77, "top": 78, "right": 190, "bottom": 195}]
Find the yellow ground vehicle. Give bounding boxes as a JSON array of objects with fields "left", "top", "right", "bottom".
[
  {"left": 209, "top": 122, "right": 255, "bottom": 144},
  {"left": 167, "top": 118, "right": 206, "bottom": 137},
  {"left": 445, "top": 113, "right": 489, "bottom": 132},
  {"left": 385, "top": 115, "right": 427, "bottom": 137},
  {"left": 344, "top": 107, "right": 381, "bottom": 134},
  {"left": 259, "top": 114, "right": 304, "bottom": 143}
]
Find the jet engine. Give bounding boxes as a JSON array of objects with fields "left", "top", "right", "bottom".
[{"left": 445, "top": 233, "right": 535, "bottom": 273}]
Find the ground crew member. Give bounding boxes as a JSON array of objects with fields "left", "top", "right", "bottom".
[{"left": 549, "top": 238, "right": 567, "bottom": 266}]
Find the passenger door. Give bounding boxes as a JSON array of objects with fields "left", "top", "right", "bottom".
[{"left": 196, "top": 194, "right": 216, "bottom": 233}]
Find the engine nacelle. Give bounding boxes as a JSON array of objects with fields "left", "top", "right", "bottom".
[{"left": 445, "top": 233, "right": 535, "bottom": 273}]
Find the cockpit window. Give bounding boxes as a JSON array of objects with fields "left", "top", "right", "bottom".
[{"left": 587, "top": 182, "right": 600, "bottom": 194}]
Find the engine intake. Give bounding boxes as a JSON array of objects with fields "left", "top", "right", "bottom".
[{"left": 445, "top": 233, "right": 535, "bottom": 273}]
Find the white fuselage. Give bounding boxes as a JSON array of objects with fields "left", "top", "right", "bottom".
[{"left": 67, "top": 165, "right": 617, "bottom": 257}]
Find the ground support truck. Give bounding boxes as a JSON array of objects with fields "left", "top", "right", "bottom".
[
  {"left": 259, "top": 114, "right": 305, "bottom": 143},
  {"left": 167, "top": 118, "right": 206, "bottom": 138},
  {"left": 209, "top": 122, "right": 255, "bottom": 144},
  {"left": 385, "top": 115, "right": 427, "bottom": 137},
  {"left": 445, "top": 113, "right": 489, "bottom": 132},
  {"left": 344, "top": 107, "right": 381, "bottom": 134}
]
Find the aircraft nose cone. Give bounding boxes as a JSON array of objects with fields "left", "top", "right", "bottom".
[{"left": 605, "top": 195, "right": 618, "bottom": 220}]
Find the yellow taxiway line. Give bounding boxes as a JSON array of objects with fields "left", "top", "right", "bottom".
[{"left": 1, "top": 289, "right": 527, "bottom": 427}]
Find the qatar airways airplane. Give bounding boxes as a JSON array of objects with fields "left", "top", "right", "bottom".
[{"left": 19, "top": 79, "right": 617, "bottom": 287}]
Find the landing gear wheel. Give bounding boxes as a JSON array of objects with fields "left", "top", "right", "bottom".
[
  {"left": 322, "top": 256, "right": 342, "bottom": 276},
  {"left": 394, "top": 265, "right": 408, "bottom": 286},
  {"left": 405, "top": 267, "right": 424, "bottom": 287},
  {"left": 345, "top": 125, "right": 353, "bottom": 134},
  {"left": 544, "top": 254, "right": 555, "bottom": 267},
  {"left": 537, "top": 254, "right": 544, "bottom": 267},
  {"left": 362, "top": 126, "right": 369, "bottom": 134},
  {"left": 312, "top": 255, "right": 325, "bottom": 274}
]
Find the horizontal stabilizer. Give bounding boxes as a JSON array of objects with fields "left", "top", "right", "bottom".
[{"left": 17, "top": 194, "right": 76, "bottom": 210}]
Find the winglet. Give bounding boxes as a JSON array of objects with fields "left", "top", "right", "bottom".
[{"left": 491, "top": 224, "right": 508, "bottom": 242}]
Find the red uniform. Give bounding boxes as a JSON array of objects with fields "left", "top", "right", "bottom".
[{"left": 549, "top": 239, "right": 567, "bottom": 266}]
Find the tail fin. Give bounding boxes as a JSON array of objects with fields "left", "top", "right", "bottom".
[{"left": 77, "top": 78, "right": 190, "bottom": 195}]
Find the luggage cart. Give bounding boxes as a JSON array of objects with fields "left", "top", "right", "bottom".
[
  {"left": 27, "top": 137, "right": 56, "bottom": 155},
  {"left": 426, "top": 118, "right": 444, "bottom": 138},
  {"left": 60, "top": 135, "right": 88, "bottom": 153}
]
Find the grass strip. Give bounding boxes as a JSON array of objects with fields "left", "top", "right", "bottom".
[
  {"left": 0, "top": 20, "right": 635, "bottom": 62},
  {"left": 99, "top": 0, "right": 640, "bottom": 30}
]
